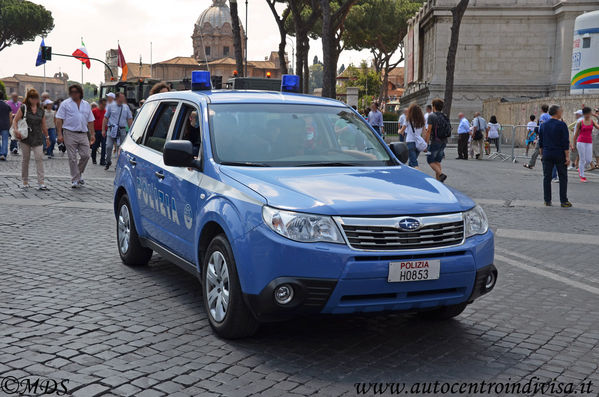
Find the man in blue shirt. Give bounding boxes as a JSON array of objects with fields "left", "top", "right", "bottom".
[
  {"left": 368, "top": 102, "right": 384, "bottom": 136},
  {"left": 538, "top": 104, "right": 572, "bottom": 207},
  {"left": 524, "top": 104, "right": 549, "bottom": 169},
  {"left": 456, "top": 113, "right": 470, "bottom": 159}
]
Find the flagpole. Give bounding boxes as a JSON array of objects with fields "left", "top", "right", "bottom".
[{"left": 81, "top": 36, "right": 84, "bottom": 84}]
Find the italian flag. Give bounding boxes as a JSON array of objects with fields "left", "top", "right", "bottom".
[{"left": 72, "top": 40, "right": 91, "bottom": 69}]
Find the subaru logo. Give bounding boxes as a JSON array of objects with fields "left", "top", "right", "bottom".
[{"left": 398, "top": 218, "right": 421, "bottom": 231}]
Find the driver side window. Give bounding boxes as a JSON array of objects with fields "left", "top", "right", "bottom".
[{"left": 172, "top": 103, "right": 202, "bottom": 157}]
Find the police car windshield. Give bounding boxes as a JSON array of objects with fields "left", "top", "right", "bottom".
[{"left": 208, "top": 104, "right": 394, "bottom": 167}]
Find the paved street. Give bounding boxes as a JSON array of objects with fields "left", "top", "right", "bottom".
[{"left": 1, "top": 149, "right": 598, "bottom": 397}]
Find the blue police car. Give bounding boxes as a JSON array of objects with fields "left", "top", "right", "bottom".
[{"left": 113, "top": 71, "right": 496, "bottom": 338}]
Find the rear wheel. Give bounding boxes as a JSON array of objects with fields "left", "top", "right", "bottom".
[
  {"left": 417, "top": 303, "right": 468, "bottom": 321},
  {"left": 202, "top": 234, "right": 259, "bottom": 339},
  {"left": 117, "top": 196, "right": 152, "bottom": 266}
]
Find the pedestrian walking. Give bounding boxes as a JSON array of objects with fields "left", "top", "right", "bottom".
[
  {"left": 6, "top": 92, "right": 22, "bottom": 155},
  {"left": 106, "top": 92, "right": 116, "bottom": 106},
  {"left": 368, "top": 102, "right": 384, "bottom": 137},
  {"left": 11, "top": 89, "right": 50, "bottom": 190},
  {"left": 525, "top": 115, "right": 537, "bottom": 156},
  {"left": 424, "top": 98, "right": 451, "bottom": 182},
  {"left": 524, "top": 104, "right": 550, "bottom": 169},
  {"left": 91, "top": 98, "right": 107, "bottom": 165},
  {"left": 471, "top": 112, "right": 487, "bottom": 160},
  {"left": 0, "top": 91, "right": 11, "bottom": 161},
  {"left": 401, "top": 103, "right": 427, "bottom": 169},
  {"left": 102, "top": 93, "right": 133, "bottom": 170},
  {"left": 539, "top": 104, "right": 571, "bottom": 207},
  {"left": 573, "top": 107, "right": 599, "bottom": 183},
  {"left": 43, "top": 100, "right": 57, "bottom": 158},
  {"left": 424, "top": 104, "right": 433, "bottom": 129},
  {"left": 397, "top": 108, "right": 406, "bottom": 142},
  {"left": 55, "top": 84, "right": 96, "bottom": 188},
  {"left": 486, "top": 115, "right": 501, "bottom": 153},
  {"left": 456, "top": 113, "right": 470, "bottom": 159}
]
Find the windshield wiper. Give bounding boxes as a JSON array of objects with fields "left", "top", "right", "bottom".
[
  {"left": 295, "top": 162, "right": 357, "bottom": 167},
  {"left": 220, "top": 161, "right": 271, "bottom": 167}
]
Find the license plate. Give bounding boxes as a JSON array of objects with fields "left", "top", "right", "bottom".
[{"left": 388, "top": 260, "right": 441, "bottom": 282}]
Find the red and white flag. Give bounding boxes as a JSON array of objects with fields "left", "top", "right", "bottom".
[{"left": 72, "top": 40, "right": 91, "bottom": 69}]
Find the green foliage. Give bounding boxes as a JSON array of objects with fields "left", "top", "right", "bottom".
[
  {"left": 344, "top": 0, "right": 421, "bottom": 54},
  {"left": 383, "top": 112, "right": 398, "bottom": 121},
  {"left": 0, "top": 0, "right": 54, "bottom": 52},
  {"left": 0, "top": 80, "right": 6, "bottom": 101},
  {"left": 67, "top": 81, "right": 98, "bottom": 101},
  {"left": 337, "top": 61, "right": 381, "bottom": 98},
  {"left": 309, "top": 63, "right": 323, "bottom": 93}
]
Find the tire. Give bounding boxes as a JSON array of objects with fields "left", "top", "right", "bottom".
[
  {"left": 116, "top": 195, "right": 153, "bottom": 266},
  {"left": 417, "top": 302, "right": 468, "bottom": 321},
  {"left": 202, "top": 234, "right": 259, "bottom": 339}
]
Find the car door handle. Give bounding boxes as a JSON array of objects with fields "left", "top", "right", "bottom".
[
  {"left": 154, "top": 171, "right": 165, "bottom": 180},
  {"left": 128, "top": 157, "right": 137, "bottom": 166}
]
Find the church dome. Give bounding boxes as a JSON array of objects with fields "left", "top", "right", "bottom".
[{"left": 196, "top": 0, "right": 232, "bottom": 29}]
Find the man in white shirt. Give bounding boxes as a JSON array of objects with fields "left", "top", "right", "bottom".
[
  {"left": 397, "top": 109, "right": 407, "bottom": 142},
  {"left": 368, "top": 102, "right": 384, "bottom": 137},
  {"left": 424, "top": 104, "right": 432, "bottom": 130},
  {"left": 457, "top": 113, "right": 470, "bottom": 159},
  {"left": 56, "top": 84, "right": 95, "bottom": 188}
]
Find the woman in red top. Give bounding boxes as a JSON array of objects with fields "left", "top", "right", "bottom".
[
  {"left": 91, "top": 98, "right": 107, "bottom": 165},
  {"left": 573, "top": 107, "right": 599, "bottom": 182}
]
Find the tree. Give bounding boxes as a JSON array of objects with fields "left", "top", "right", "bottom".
[
  {"left": 229, "top": 0, "right": 245, "bottom": 76},
  {"left": 313, "top": 55, "right": 322, "bottom": 65},
  {"left": 344, "top": 0, "right": 421, "bottom": 103},
  {"left": 320, "top": 0, "right": 359, "bottom": 98},
  {"left": 443, "top": 0, "right": 469, "bottom": 118},
  {"left": 309, "top": 62, "right": 323, "bottom": 93},
  {"left": 338, "top": 61, "right": 381, "bottom": 99},
  {"left": 0, "top": 80, "right": 6, "bottom": 100},
  {"left": 0, "top": 0, "right": 54, "bottom": 52},
  {"left": 338, "top": 63, "right": 345, "bottom": 74},
  {"left": 266, "top": 0, "right": 290, "bottom": 75},
  {"left": 287, "top": 0, "right": 320, "bottom": 93}
]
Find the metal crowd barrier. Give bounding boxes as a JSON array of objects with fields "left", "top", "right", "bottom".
[{"left": 508, "top": 125, "right": 532, "bottom": 163}]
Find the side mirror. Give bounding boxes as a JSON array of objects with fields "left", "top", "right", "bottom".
[
  {"left": 163, "top": 140, "right": 201, "bottom": 169},
  {"left": 389, "top": 142, "right": 409, "bottom": 164}
]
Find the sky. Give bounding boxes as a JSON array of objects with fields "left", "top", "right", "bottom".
[{"left": 0, "top": 0, "right": 374, "bottom": 84}]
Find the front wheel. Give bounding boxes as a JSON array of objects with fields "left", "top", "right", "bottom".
[
  {"left": 417, "top": 302, "right": 468, "bottom": 321},
  {"left": 117, "top": 196, "right": 152, "bottom": 266},
  {"left": 202, "top": 234, "right": 259, "bottom": 339}
]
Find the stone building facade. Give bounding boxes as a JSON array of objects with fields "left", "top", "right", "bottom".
[
  {"left": 401, "top": 0, "right": 599, "bottom": 119},
  {"left": 1, "top": 72, "right": 69, "bottom": 99}
]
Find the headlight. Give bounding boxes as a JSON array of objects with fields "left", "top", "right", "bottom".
[
  {"left": 463, "top": 205, "right": 489, "bottom": 238},
  {"left": 262, "top": 206, "right": 345, "bottom": 244}
]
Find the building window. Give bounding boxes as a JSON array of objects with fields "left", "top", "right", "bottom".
[
  {"left": 582, "top": 37, "right": 591, "bottom": 49},
  {"left": 205, "top": 46, "right": 211, "bottom": 56},
  {"left": 223, "top": 46, "right": 230, "bottom": 56}
]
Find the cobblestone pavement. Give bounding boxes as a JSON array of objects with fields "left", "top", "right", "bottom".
[{"left": 1, "top": 150, "right": 598, "bottom": 396}]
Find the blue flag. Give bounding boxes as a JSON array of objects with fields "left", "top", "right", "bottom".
[{"left": 36, "top": 38, "right": 46, "bottom": 67}]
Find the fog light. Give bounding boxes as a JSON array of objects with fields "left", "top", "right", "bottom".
[
  {"left": 485, "top": 272, "right": 496, "bottom": 290},
  {"left": 274, "top": 284, "right": 294, "bottom": 305}
]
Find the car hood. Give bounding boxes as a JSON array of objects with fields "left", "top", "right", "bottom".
[{"left": 219, "top": 166, "right": 476, "bottom": 216}]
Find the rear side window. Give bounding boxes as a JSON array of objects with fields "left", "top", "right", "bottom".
[
  {"left": 130, "top": 101, "right": 158, "bottom": 144},
  {"left": 143, "top": 102, "right": 178, "bottom": 152}
]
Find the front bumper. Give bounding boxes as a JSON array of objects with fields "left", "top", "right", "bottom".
[{"left": 236, "top": 225, "right": 495, "bottom": 321}]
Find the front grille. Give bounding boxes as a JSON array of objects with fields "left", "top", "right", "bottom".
[
  {"left": 302, "top": 279, "right": 337, "bottom": 309},
  {"left": 340, "top": 218, "right": 464, "bottom": 251}
]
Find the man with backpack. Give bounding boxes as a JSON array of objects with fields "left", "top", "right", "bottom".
[
  {"left": 471, "top": 112, "right": 487, "bottom": 159},
  {"left": 424, "top": 98, "right": 451, "bottom": 182}
]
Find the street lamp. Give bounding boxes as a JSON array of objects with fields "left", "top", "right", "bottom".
[{"left": 286, "top": 37, "right": 295, "bottom": 74}]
